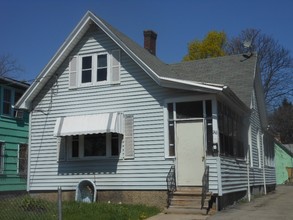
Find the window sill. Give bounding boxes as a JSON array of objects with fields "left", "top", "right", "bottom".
[
  {"left": 69, "top": 81, "right": 121, "bottom": 90},
  {"left": 63, "top": 157, "right": 122, "bottom": 162},
  {"left": 165, "top": 156, "right": 176, "bottom": 160},
  {"left": 1, "top": 114, "right": 13, "bottom": 119}
]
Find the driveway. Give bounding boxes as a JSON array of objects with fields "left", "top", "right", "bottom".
[{"left": 208, "top": 185, "right": 293, "bottom": 220}]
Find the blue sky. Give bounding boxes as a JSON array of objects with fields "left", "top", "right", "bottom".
[{"left": 1, "top": 0, "right": 293, "bottom": 82}]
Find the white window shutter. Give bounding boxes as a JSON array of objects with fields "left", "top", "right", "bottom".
[
  {"left": 111, "top": 50, "right": 120, "bottom": 84},
  {"left": 124, "top": 115, "right": 134, "bottom": 159},
  {"left": 57, "top": 137, "right": 66, "bottom": 161},
  {"left": 69, "top": 56, "right": 78, "bottom": 88}
]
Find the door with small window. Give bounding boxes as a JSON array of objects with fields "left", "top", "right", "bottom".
[{"left": 167, "top": 101, "right": 210, "bottom": 186}]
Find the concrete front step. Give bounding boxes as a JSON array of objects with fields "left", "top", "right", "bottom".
[
  {"left": 170, "top": 198, "right": 210, "bottom": 207},
  {"left": 172, "top": 191, "right": 210, "bottom": 199},
  {"left": 171, "top": 189, "right": 211, "bottom": 208},
  {"left": 176, "top": 186, "right": 203, "bottom": 192}
]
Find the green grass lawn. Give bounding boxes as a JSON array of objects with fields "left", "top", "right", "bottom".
[{"left": 0, "top": 195, "right": 161, "bottom": 220}]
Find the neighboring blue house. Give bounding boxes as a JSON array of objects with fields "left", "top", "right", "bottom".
[
  {"left": 16, "top": 11, "right": 275, "bottom": 211},
  {"left": 0, "top": 76, "right": 29, "bottom": 191}
]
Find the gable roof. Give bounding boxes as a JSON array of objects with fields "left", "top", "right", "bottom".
[{"left": 15, "top": 11, "right": 256, "bottom": 112}]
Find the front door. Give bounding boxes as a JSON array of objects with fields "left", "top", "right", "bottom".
[{"left": 176, "top": 119, "right": 205, "bottom": 186}]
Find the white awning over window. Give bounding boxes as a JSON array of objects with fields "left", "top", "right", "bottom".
[{"left": 53, "top": 113, "right": 124, "bottom": 137}]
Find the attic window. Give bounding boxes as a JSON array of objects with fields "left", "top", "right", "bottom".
[
  {"left": 69, "top": 50, "right": 121, "bottom": 88},
  {"left": 81, "top": 56, "right": 92, "bottom": 83},
  {"left": 97, "top": 54, "right": 107, "bottom": 81}
]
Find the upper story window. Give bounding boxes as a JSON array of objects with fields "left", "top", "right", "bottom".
[
  {"left": 69, "top": 50, "right": 120, "bottom": 89},
  {"left": 3, "top": 88, "right": 12, "bottom": 116},
  {"left": 81, "top": 56, "right": 92, "bottom": 83},
  {"left": 97, "top": 54, "right": 107, "bottom": 81},
  {"left": 1, "top": 87, "right": 24, "bottom": 117}
]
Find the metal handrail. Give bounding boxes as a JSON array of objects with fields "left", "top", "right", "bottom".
[
  {"left": 201, "top": 165, "right": 209, "bottom": 209},
  {"left": 166, "top": 165, "right": 176, "bottom": 206}
]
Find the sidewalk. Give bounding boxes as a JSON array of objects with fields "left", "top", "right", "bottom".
[
  {"left": 147, "top": 213, "right": 208, "bottom": 220},
  {"left": 147, "top": 185, "right": 293, "bottom": 220},
  {"left": 208, "top": 185, "right": 293, "bottom": 220}
]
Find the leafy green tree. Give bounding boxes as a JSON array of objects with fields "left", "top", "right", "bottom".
[
  {"left": 269, "top": 99, "right": 293, "bottom": 144},
  {"left": 183, "top": 31, "right": 226, "bottom": 61}
]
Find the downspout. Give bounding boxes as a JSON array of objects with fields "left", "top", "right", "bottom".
[
  {"left": 247, "top": 149, "right": 251, "bottom": 202},
  {"left": 26, "top": 112, "right": 32, "bottom": 192},
  {"left": 212, "top": 99, "right": 222, "bottom": 196},
  {"left": 247, "top": 118, "right": 252, "bottom": 201},
  {"left": 262, "top": 133, "right": 267, "bottom": 194}
]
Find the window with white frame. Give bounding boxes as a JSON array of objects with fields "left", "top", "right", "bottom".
[
  {"left": 81, "top": 56, "right": 92, "bottom": 83},
  {"left": 69, "top": 50, "right": 120, "bottom": 88},
  {"left": 18, "top": 144, "right": 28, "bottom": 177},
  {"left": 0, "top": 142, "right": 4, "bottom": 174},
  {"left": 66, "top": 133, "right": 122, "bottom": 159},
  {"left": 97, "top": 54, "right": 108, "bottom": 81}
]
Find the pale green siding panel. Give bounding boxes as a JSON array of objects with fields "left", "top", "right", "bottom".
[
  {"left": 0, "top": 98, "right": 28, "bottom": 191},
  {"left": 275, "top": 143, "right": 293, "bottom": 184}
]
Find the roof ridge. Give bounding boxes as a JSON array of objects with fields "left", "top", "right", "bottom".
[{"left": 170, "top": 53, "right": 257, "bottom": 66}]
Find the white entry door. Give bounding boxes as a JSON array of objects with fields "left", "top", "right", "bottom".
[{"left": 176, "top": 120, "right": 205, "bottom": 186}]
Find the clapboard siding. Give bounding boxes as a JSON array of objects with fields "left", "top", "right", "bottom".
[
  {"left": 218, "top": 88, "right": 276, "bottom": 195},
  {"left": 250, "top": 90, "right": 275, "bottom": 186},
  {"left": 220, "top": 157, "right": 248, "bottom": 194},
  {"left": 265, "top": 166, "right": 276, "bottom": 185},
  {"left": 206, "top": 157, "right": 219, "bottom": 193},
  {"left": 28, "top": 27, "right": 186, "bottom": 191}
]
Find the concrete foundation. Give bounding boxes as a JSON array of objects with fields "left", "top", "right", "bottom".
[
  {"left": 217, "top": 184, "right": 276, "bottom": 211},
  {"left": 29, "top": 189, "right": 168, "bottom": 209}
]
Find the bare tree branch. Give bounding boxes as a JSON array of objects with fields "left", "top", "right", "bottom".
[
  {"left": 0, "top": 54, "right": 24, "bottom": 78},
  {"left": 225, "top": 28, "right": 293, "bottom": 110}
]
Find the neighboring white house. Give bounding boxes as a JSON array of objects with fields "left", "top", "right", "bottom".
[{"left": 16, "top": 11, "right": 275, "bottom": 211}]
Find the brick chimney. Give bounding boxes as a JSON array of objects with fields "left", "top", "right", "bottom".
[{"left": 144, "top": 30, "right": 157, "bottom": 56}]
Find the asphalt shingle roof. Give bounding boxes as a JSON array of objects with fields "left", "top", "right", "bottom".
[
  {"left": 100, "top": 15, "right": 257, "bottom": 107},
  {"left": 169, "top": 55, "right": 257, "bottom": 106}
]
